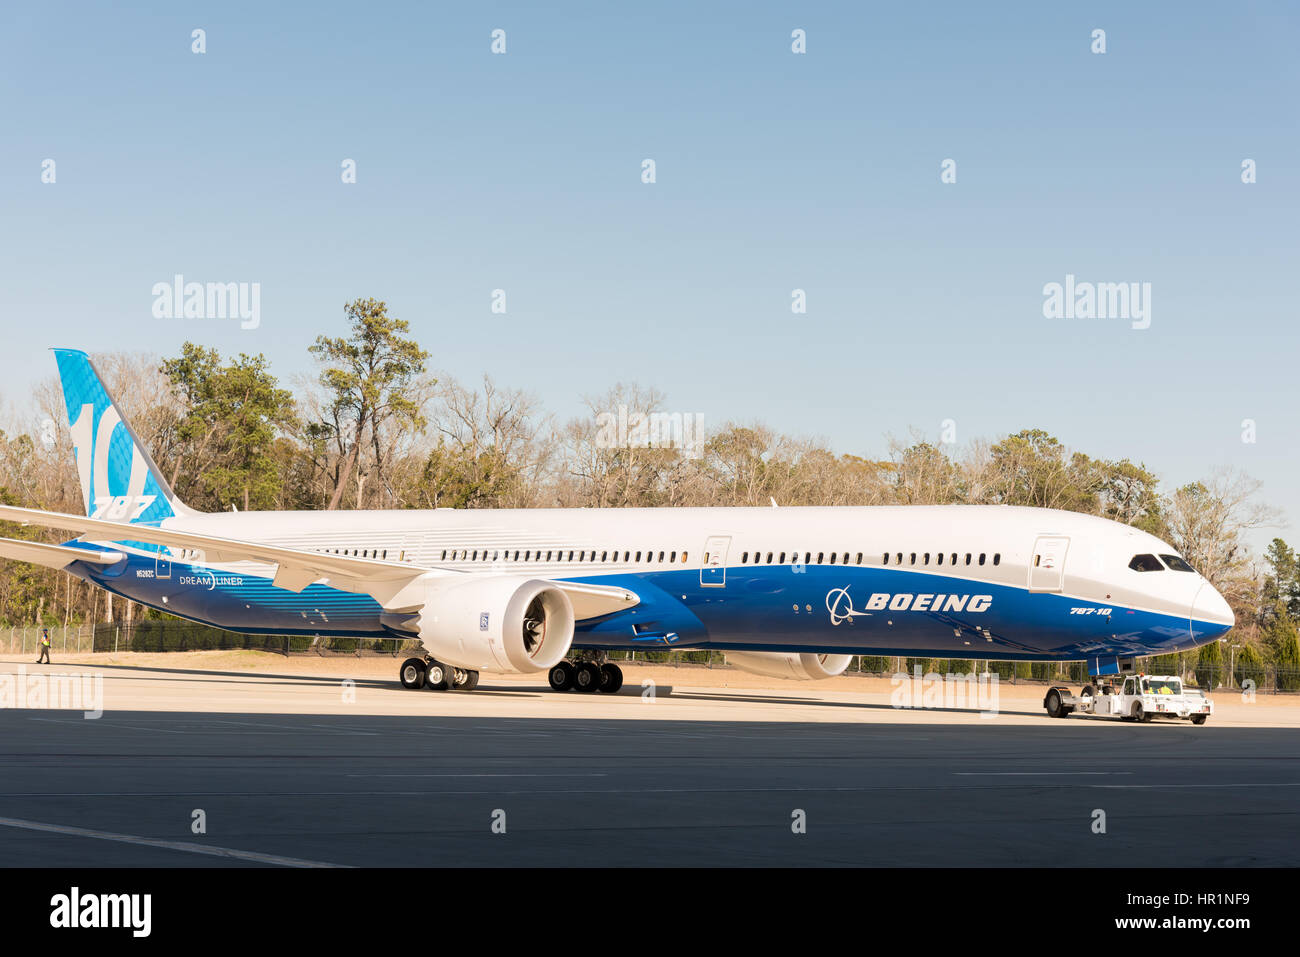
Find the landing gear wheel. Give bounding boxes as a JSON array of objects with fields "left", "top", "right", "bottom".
[
  {"left": 399, "top": 657, "right": 426, "bottom": 690},
  {"left": 548, "top": 661, "right": 574, "bottom": 692},
  {"left": 425, "top": 660, "right": 451, "bottom": 690},
  {"left": 573, "top": 661, "right": 602, "bottom": 693},
  {"left": 459, "top": 670, "right": 479, "bottom": 691},
  {"left": 1133, "top": 702, "right": 1151, "bottom": 723},
  {"left": 1045, "top": 689, "right": 1065, "bottom": 718},
  {"left": 598, "top": 663, "right": 624, "bottom": 694},
  {"left": 1190, "top": 714, "right": 1207, "bottom": 725}
]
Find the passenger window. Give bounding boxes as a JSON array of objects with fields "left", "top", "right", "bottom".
[
  {"left": 923, "top": 552, "right": 930, "bottom": 565},
  {"left": 882, "top": 553, "right": 889, "bottom": 565},
  {"left": 978, "top": 554, "right": 985, "bottom": 566},
  {"left": 993, "top": 553, "right": 1000, "bottom": 566},
  {"left": 1129, "top": 554, "right": 1164, "bottom": 572},
  {"left": 742, "top": 552, "right": 749, "bottom": 563}
]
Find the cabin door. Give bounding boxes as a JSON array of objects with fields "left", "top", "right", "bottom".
[
  {"left": 1028, "top": 536, "right": 1069, "bottom": 592},
  {"left": 700, "top": 535, "right": 731, "bottom": 588}
]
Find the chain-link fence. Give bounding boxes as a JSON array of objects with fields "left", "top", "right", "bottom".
[
  {"left": 1, "top": 624, "right": 97, "bottom": 656},
  {"left": 0, "top": 622, "right": 413, "bottom": 657},
  {"left": 2, "top": 622, "right": 1297, "bottom": 691}
]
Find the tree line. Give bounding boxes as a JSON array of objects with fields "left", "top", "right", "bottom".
[{"left": 1, "top": 298, "right": 1297, "bottom": 682}]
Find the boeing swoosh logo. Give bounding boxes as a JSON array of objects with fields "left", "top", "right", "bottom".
[{"left": 826, "top": 587, "right": 870, "bottom": 626}]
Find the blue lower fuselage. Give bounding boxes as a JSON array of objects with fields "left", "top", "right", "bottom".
[{"left": 73, "top": 551, "right": 1227, "bottom": 663}]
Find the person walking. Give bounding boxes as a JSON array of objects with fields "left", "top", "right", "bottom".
[{"left": 35, "top": 628, "right": 51, "bottom": 664}]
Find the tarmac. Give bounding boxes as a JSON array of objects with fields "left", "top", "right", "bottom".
[{"left": 0, "top": 652, "right": 1296, "bottom": 867}]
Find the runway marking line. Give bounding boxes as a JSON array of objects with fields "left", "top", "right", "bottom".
[
  {"left": 0, "top": 815, "right": 348, "bottom": 868},
  {"left": 954, "top": 772, "right": 1131, "bottom": 776},
  {"left": 346, "top": 772, "right": 609, "bottom": 778}
]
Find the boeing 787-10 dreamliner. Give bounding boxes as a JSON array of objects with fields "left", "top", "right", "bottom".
[{"left": 0, "top": 349, "right": 1234, "bottom": 700}]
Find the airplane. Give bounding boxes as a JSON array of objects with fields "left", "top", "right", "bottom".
[{"left": 0, "top": 348, "right": 1235, "bottom": 698}]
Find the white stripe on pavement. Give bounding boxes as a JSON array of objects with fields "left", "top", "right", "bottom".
[{"left": 0, "top": 815, "right": 347, "bottom": 867}]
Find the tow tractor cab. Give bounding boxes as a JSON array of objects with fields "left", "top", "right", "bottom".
[{"left": 1044, "top": 673, "right": 1213, "bottom": 725}]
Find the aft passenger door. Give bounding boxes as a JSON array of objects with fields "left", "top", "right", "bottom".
[
  {"left": 155, "top": 545, "right": 172, "bottom": 580},
  {"left": 1028, "top": 535, "right": 1069, "bottom": 592},
  {"left": 700, "top": 535, "right": 731, "bottom": 588}
]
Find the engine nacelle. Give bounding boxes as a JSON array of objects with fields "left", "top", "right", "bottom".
[
  {"left": 725, "top": 651, "right": 853, "bottom": 681},
  {"left": 413, "top": 576, "right": 575, "bottom": 674}
]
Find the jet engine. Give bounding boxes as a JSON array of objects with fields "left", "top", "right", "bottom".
[
  {"left": 406, "top": 576, "right": 576, "bottom": 674},
  {"left": 725, "top": 651, "right": 853, "bottom": 681}
]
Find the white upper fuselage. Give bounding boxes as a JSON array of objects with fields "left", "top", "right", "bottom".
[{"left": 155, "top": 503, "right": 1233, "bottom": 643}]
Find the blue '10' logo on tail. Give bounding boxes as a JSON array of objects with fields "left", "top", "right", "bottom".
[{"left": 52, "top": 348, "right": 182, "bottom": 525}]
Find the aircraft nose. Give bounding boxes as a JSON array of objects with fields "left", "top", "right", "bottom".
[{"left": 1191, "top": 583, "right": 1234, "bottom": 630}]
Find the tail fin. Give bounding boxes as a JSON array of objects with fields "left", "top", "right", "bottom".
[{"left": 52, "top": 348, "right": 189, "bottom": 524}]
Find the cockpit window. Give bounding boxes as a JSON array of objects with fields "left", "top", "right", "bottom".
[
  {"left": 1160, "top": 554, "right": 1196, "bottom": 573},
  {"left": 1128, "top": 554, "right": 1164, "bottom": 572}
]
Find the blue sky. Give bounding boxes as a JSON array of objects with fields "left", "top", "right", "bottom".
[{"left": 2, "top": 2, "right": 1297, "bottom": 545}]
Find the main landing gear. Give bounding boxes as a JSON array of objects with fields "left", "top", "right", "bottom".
[
  {"left": 399, "top": 656, "right": 479, "bottom": 692},
  {"left": 547, "top": 656, "right": 624, "bottom": 694}
]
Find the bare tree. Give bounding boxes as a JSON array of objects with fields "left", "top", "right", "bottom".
[{"left": 1162, "top": 469, "right": 1280, "bottom": 603}]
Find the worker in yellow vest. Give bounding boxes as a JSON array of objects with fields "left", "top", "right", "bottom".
[{"left": 36, "top": 628, "right": 51, "bottom": 664}]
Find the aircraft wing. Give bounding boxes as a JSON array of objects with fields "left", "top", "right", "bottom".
[
  {"left": 0, "top": 503, "right": 423, "bottom": 602},
  {"left": 0, "top": 504, "right": 639, "bottom": 618}
]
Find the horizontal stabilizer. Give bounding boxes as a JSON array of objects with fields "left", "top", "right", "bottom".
[{"left": 0, "top": 536, "right": 124, "bottom": 571}]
